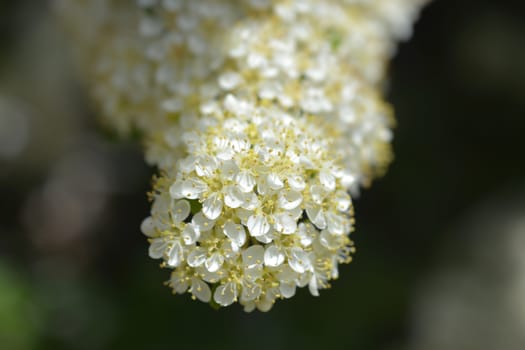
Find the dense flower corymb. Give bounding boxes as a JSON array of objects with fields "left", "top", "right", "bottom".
[
  {"left": 141, "top": 95, "right": 355, "bottom": 311},
  {"left": 56, "top": 0, "right": 429, "bottom": 311}
]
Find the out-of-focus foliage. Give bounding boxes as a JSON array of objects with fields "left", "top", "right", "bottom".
[{"left": 0, "top": 0, "right": 524, "bottom": 349}]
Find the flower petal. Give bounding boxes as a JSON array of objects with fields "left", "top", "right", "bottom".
[
  {"left": 288, "top": 247, "right": 311, "bottom": 274},
  {"left": 247, "top": 214, "right": 270, "bottom": 237},
  {"left": 140, "top": 216, "right": 156, "bottom": 237},
  {"left": 181, "top": 178, "right": 207, "bottom": 199},
  {"left": 235, "top": 171, "right": 256, "bottom": 192},
  {"left": 278, "top": 189, "right": 303, "bottom": 210},
  {"left": 287, "top": 175, "right": 306, "bottom": 191},
  {"left": 192, "top": 212, "right": 216, "bottom": 232},
  {"left": 242, "top": 245, "right": 264, "bottom": 269},
  {"left": 187, "top": 247, "right": 207, "bottom": 267},
  {"left": 148, "top": 238, "right": 168, "bottom": 259},
  {"left": 319, "top": 169, "right": 336, "bottom": 191},
  {"left": 306, "top": 205, "right": 327, "bottom": 229},
  {"left": 172, "top": 199, "right": 191, "bottom": 223},
  {"left": 273, "top": 212, "right": 297, "bottom": 234},
  {"left": 202, "top": 193, "right": 223, "bottom": 220},
  {"left": 223, "top": 221, "right": 246, "bottom": 248},
  {"left": 326, "top": 211, "right": 346, "bottom": 235},
  {"left": 182, "top": 223, "right": 199, "bottom": 245},
  {"left": 220, "top": 160, "right": 239, "bottom": 180},
  {"left": 166, "top": 241, "right": 183, "bottom": 267},
  {"left": 241, "top": 282, "right": 261, "bottom": 302},
  {"left": 308, "top": 275, "right": 320, "bottom": 297},
  {"left": 194, "top": 155, "right": 217, "bottom": 177},
  {"left": 279, "top": 282, "right": 297, "bottom": 298},
  {"left": 264, "top": 245, "right": 285, "bottom": 267},
  {"left": 267, "top": 172, "right": 284, "bottom": 190},
  {"left": 335, "top": 190, "right": 352, "bottom": 212},
  {"left": 205, "top": 252, "right": 224, "bottom": 273},
  {"left": 224, "top": 185, "right": 244, "bottom": 208},
  {"left": 214, "top": 282, "right": 237, "bottom": 307},
  {"left": 190, "top": 278, "right": 211, "bottom": 302},
  {"left": 170, "top": 271, "right": 189, "bottom": 294}
]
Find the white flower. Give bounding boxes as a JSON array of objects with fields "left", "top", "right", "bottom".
[
  {"left": 142, "top": 97, "right": 356, "bottom": 311},
  {"left": 58, "top": 0, "right": 428, "bottom": 312}
]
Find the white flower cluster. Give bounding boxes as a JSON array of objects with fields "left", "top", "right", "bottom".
[
  {"left": 142, "top": 96, "right": 354, "bottom": 310},
  {"left": 55, "top": 0, "right": 428, "bottom": 311}
]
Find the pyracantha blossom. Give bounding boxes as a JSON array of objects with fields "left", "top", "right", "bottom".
[
  {"left": 140, "top": 0, "right": 397, "bottom": 189},
  {"left": 56, "top": 0, "right": 429, "bottom": 311},
  {"left": 141, "top": 94, "right": 355, "bottom": 311}
]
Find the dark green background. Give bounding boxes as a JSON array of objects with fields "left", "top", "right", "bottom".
[{"left": 1, "top": 0, "right": 524, "bottom": 349}]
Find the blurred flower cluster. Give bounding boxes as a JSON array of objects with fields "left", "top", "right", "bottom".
[{"left": 54, "top": 0, "right": 427, "bottom": 311}]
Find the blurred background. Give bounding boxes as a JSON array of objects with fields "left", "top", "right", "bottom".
[{"left": 1, "top": 0, "right": 524, "bottom": 349}]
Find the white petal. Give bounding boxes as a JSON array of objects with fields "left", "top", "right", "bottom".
[
  {"left": 319, "top": 170, "right": 336, "bottom": 191},
  {"left": 223, "top": 221, "right": 246, "bottom": 248},
  {"left": 178, "top": 155, "right": 196, "bottom": 172},
  {"left": 190, "top": 278, "right": 211, "bottom": 302},
  {"left": 306, "top": 206, "right": 327, "bottom": 229},
  {"left": 182, "top": 223, "right": 199, "bottom": 245},
  {"left": 276, "top": 264, "right": 297, "bottom": 283},
  {"left": 255, "top": 232, "right": 273, "bottom": 244},
  {"left": 213, "top": 282, "right": 237, "bottom": 307},
  {"left": 243, "top": 301, "right": 256, "bottom": 312},
  {"left": 202, "top": 193, "right": 223, "bottom": 220},
  {"left": 296, "top": 271, "right": 311, "bottom": 287},
  {"left": 241, "top": 283, "right": 262, "bottom": 302},
  {"left": 220, "top": 160, "right": 239, "bottom": 180},
  {"left": 335, "top": 190, "right": 352, "bottom": 212},
  {"left": 288, "top": 247, "right": 311, "bottom": 274},
  {"left": 288, "top": 206, "right": 303, "bottom": 220},
  {"left": 197, "top": 266, "right": 221, "bottom": 284},
  {"left": 297, "top": 222, "right": 314, "bottom": 247},
  {"left": 242, "top": 245, "right": 264, "bottom": 268},
  {"left": 256, "top": 297, "right": 274, "bottom": 312},
  {"left": 278, "top": 190, "right": 303, "bottom": 210},
  {"left": 326, "top": 212, "right": 346, "bottom": 235},
  {"left": 235, "top": 171, "right": 256, "bottom": 192},
  {"left": 167, "top": 241, "right": 183, "bottom": 267},
  {"left": 169, "top": 181, "right": 184, "bottom": 199},
  {"left": 172, "top": 200, "right": 191, "bottom": 223},
  {"left": 279, "top": 282, "right": 296, "bottom": 298},
  {"left": 221, "top": 240, "right": 239, "bottom": 258},
  {"left": 148, "top": 238, "right": 168, "bottom": 259},
  {"left": 235, "top": 208, "right": 252, "bottom": 223},
  {"left": 310, "top": 185, "right": 326, "bottom": 204},
  {"left": 240, "top": 192, "right": 259, "bottom": 211},
  {"left": 256, "top": 176, "right": 269, "bottom": 195},
  {"left": 192, "top": 212, "right": 215, "bottom": 232},
  {"left": 308, "top": 275, "right": 320, "bottom": 296},
  {"left": 170, "top": 271, "right": 189, "bottom": 294},
  {"left": 273, "top": 212, "right": 297, "bottom": 234},
  {"left": 287, "top": 175, "right": 306, "bottom": 191},
  {"left": 247, "top": 214, "right": 270, "bottom": 237},
  {"left": 244, "top": 266, "right": 263, "bottom": 281},
  {"left": 224, "top": 185, "right": 244, "bottom": 208},
  {"left": 181, "top": 178, "right": 207, "bottom": 199},
  {"left": 267, "top": 172, "right": 284, "bottom": 190},
  {"left": 264, "top": 245, "right": 285, "bottom": 267},
  {"left": 187, "top": 247, "right": 207, "bottom": 267},
  {"left": 205, "top": 252, "right": 224, "bottom": 272},
  {"left": 152, "top": 194, "right": 172, "bottom": 215},
  {"left": 194, "top": 156, "right": 217, "bottom": 177},
  {"left": 320, "top": 230, "right": 341, "bottom": 250},
  {"left": 331, "top": 257, "right": 339, "bottom": 279},
  {"left": 140, "top": 216, "right": 156, "bottom": 237}
]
